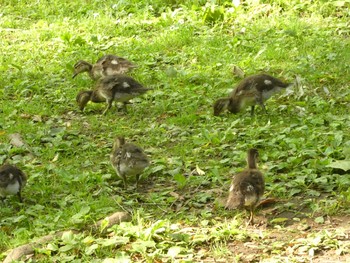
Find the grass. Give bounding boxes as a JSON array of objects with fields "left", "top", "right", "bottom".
[{"left": 1, "top": 0, "right": 350, "bottom": 262}]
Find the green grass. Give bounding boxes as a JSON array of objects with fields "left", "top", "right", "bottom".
[{"left": 1, "top": 0, "right": 350, "bottom": 262}]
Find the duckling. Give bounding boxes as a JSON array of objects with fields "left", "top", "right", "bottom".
[
  {"left": 0, "top": 164, "right": 27, "bottom": 202},
  {"left": 73, "top": 55, "right": 137, "bottom": 80},
  {"left": 213, "top": 74, "right": 291, "bottom": 116},
  {"left": 76, "top": 74, "right": 152, "bottom": 115},
  {"left": 225, "top": 148, "right": 264, "bottom": 225},
  {"left": 110, "top": 137, "right": 150, "bottom": 189}
]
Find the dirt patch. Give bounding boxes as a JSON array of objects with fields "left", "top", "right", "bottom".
[{"left": 227, "top": 215, "right": 350, "bottom": 262}]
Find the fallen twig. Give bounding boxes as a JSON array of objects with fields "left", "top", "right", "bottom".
[{"left": 3, "top": 211, "right": 131, "bottom": 263}]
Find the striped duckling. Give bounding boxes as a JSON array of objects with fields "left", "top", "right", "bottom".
[
  {"left": 73, "top": 54, "right": 137, "bottom": 80},
  {"left": 0, "top": 164, "right": 27, "bottom": 202},
  {"left": 214, "top": 74, "right": 291, "bottom": 116},
  {"left": 76, "top": 74, "right": 152, "bottom": 115},
  {"left": 110, "top": 137, "right": 150, "bottom": 189},
  {"left": 225, "top": 148, "right": 265, "bottom": 225}
]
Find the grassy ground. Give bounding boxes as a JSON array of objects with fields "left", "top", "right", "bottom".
[{"left": 1, "top": 0, "right": 350, "bottom": 262}]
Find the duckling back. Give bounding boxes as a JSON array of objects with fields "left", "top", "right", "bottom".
[
  {"left": 97, "top": 74, "right": 152, "bottom": 103},
  {"left": 223, "top": 74, "right": 290, "bottom": 115},
  {"left": 232, "top": 74, "right": 290, "bottom": 101},
  {"left": 73, "top": 55, "right": 137, "bottom": 80},
  {"left": 93, "top": 55, "right": 137, "bottom": 79},
  {"left": 118, "top": 143, "right": 150, "bottom": 175},
  {"left": 225, "top": 169, "right": 264, "bottom": 210}
]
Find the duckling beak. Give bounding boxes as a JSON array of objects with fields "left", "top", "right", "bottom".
[{"left": 72, "top": 73, "right": 78, "bottom": 79}]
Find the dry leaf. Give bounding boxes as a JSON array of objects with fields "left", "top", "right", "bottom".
[
  {"left": 9, "top": 133, "right": 26, "bottom": 147},
  {"left": 32, "top": 115, "right": 42, "bottom": 122},
  {"left": 52, "top": 153, "right": 59, "bottom": 162},
  {"left": 195, "top": 164, "right": 205, "bottom": 175},
  {"left": 232, "top": 65, "right": 245, "bottom": 78}
]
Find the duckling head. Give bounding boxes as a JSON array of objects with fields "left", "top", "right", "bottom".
[
  {"left": 76, "top": 91, "right": 93, "bottom": 111},
  {"left": 113, "top": 137, "right": 126, "bottom": 149},
  {"left": 247, "top": 148, "right": 259, "bottom": 169},
  {"left": 0, "top": 171, "right": 14, "bottom": 188},
  {"left": 213, "top": 98, "right": 231, "bottom": 116},
  {"left": 72, "top": 60, "right": 93, "bottom": 78}
]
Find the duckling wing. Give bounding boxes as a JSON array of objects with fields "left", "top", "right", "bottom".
[
  {"left": 117, "top": 144, "right": 148, "bottom": 174},
  {"left": 226, "top": 183, "right": 245, "bottom": 209},
  {"left": 254, "top": 74, "right": 290, "bottom": 92},
  {"left": 96, "top": 55, "right": 120, "bottom": 64},
  {"left": 226, "top": 170, "right": 264, "bottom": 209},
  {"left": 124, "top": 144, "right": 149, "bottom": 164},
  {"left": 226, "top": 172, "right": 247, "bottom": 209},
  {"left": 240, "top": 170, "right": 264, "bottom": 205},
  {"left": 110, "top": 147, "right": 124, "bottom": 174},
  {"left": 99, "top": 75, "right": 143, "bottom": 90},
  {"left": 230, "top": 76, "right": 259, "bottom": 99},
  {"left": 249, "top": 171, "right": 265, "bottom": 197},
  {"left": 97, "top": 55, "right": 136, "bottom": 74}
]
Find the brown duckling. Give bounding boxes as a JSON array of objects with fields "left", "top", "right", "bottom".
[
  {"left": 213, "top": 74, "right": 291, "bottom": 116},
  {"left": 76, "top": 74, "right": 152, "bottom": 115},
  {"left": 73, "top": 54, "right": 137, "bottom": 80},
  {"left": 225, "top": 148, "right": 264, "bottom": 225},
  {"left": 0, "top": 164, "right": 27, "bottom": 202},
  {"left": 110, "top": 137, "right": 150, "bottom": 189}
]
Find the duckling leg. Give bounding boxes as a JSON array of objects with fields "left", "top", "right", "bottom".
[
  {"left": 255, "top": 95, "right": 268, "bottom": 115},
  {"left": 256, "top": 95, "right": 268, "bottom": 114},
  {"left": 102, "top": 99, "right": 113, "bottom": 115},
  {"left": 121, "top": 174, "right": 127, "bottom": 189},
  {"left": 135, "top": 174, "right": 140, "bottom": 190},
  {"left": 250, "top": 106, "right": 255, "bottom": 116},
  {"left": 247, "top": 208, "right": 254, "bottom": 225},
  {"left": 122, "top": 102, "right": 128, "bottom": 113},
  {"left": 17, "top": 192, "right": 23, "bottom": 203},
  {"left": 260, "top": 103, "right": 268, "bottom": 114}
]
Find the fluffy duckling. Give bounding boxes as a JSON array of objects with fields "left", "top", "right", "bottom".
[
  {"left": 213, "top": 74, "right": 291, "bottom": 116},
  {"left": 110, "top": 137, "right": 150, "bottom": 189},
  {"left": 76, "top": 74, "right": 152, "bottom": 115},
  {"left": 73, "top": 55, "right": 137, "bottom": 80},
  {"left": 225, "top": 148, "right": 264, "bottom": 225},
  {"left": 0, "top": 164, "right": 27, "bottom": 202}
]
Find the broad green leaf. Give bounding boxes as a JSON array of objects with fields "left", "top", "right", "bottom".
[
  {"left": 270, "top": 218, "right": 289, "bottom": 224},
  {"left": 59, "top": 244, "right": 74, "bottom": 252},
  {"left": 46, "top": 243, "right": 58, "bottom": 251},
  {"left": 131, "top": 240, "right": 156, "bottom": 253},
  {"left": 332, "top": 1, "right": 350, "bottom": 7},
  {"left": 144, "top": 220, "right": 167, "bottom": 239},
  {"left": 326, "top": 160, "right": 350, "bottom": 171},
  {"left": 173, "top": 173, "right": 187, "bottom": 188},
  {"left": 12, "top": 215, "right": 27, "bottom": 223},
  {"left": 61, "top": 231, "right": 74, "bottom": 243},
  {"left": 100, "top": 218, "right": 110, "bottom": 233},
  {"left": 85, "top": 244, "right": 99, "bottom": 255},
  {"left": 100, "top": 236, "right": 129, "bottom": 247},
  {"left": 83, "top": 236, "right": 95, "bottom": 245},
  {"left": 71, "top": 205, "right": 91, "bottom": 222}
]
